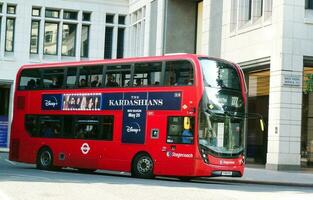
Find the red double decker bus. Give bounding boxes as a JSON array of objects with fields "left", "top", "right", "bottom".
[{"left": 9, "top": 54, "right": 247, "bottom": 178}]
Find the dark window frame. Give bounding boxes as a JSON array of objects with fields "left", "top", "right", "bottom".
[
  {"left": 30, "top": 20, "right": 40, "bottom": 54},
  {"left": 5, "top": 17, "right": 16, "bottom": 52}
]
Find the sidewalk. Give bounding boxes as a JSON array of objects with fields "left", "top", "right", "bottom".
[{"left": 208, "top": 165, "right": 313, "bottom": 187}]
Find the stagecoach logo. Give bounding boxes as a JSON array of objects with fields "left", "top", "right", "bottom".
[
  {"left": 125, "top": 122, "right": 141, "bottom": 134},
  {"left": 81, "top": 143, "right": 91, "bottom": 154},
  {"left": 166, "top": 151, "right": 193, "bottom": 158}
]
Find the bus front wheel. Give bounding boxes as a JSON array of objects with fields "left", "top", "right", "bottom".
[
  {"left": 132, "top": 154, "right": 154, "bottom": 179},
  {"left": 36, "top": 147, "right": 54, "bottom": 170}
]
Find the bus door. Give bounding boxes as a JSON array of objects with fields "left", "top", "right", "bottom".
[{"left": 149, "top": 115, "right": 196, "bottom": 176}]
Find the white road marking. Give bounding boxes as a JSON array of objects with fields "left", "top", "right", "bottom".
[
  {"left": 0, "top": 190, "right": 11, "bottom": 200},
  {"left": 4, "top": 159, "right": 16, "bottom": 166}
]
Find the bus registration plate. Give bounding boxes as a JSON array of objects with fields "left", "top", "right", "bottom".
[{"left": 221, "top": 171, "right": 232, "bottom": 176}]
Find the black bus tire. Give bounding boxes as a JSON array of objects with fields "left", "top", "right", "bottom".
[
  {"left": 36, "top": 147, "right": 54, "bottom": 170},
  {"left": 131, "top": 153, "right": 154, "bottom": 179}
]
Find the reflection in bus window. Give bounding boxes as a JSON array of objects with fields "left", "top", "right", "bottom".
[
  {"left": 24, "top": 115, "right": 113, "bottom": 141},
  {"left": 66, "top": 67, "right": 77, "bottom": 88},
  {"left": 42, "top": 68, "right": 64, "bottom": 89},
  {"left": 165, "top": 60, "right": 194, "bottom": 86},
  {"left": 78, "top": 66, "right": 103, "bottom": 88},
  {"left": 133, "top": 62, "right": 162, "bottom": 86},
  {"left": 19, "top": 69, "right": 41, "bottom": 90},
  {"left": 106, "top": 65, "right": 131, "bottom": 87},
  {"left": 167, "top": 117, "right": 194, "bottom": 144}
]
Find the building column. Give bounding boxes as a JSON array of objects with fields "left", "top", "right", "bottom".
[{"left": 266, "top": 1, "right": 304, "bottom": 170}]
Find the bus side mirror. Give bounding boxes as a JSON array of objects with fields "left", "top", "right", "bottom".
[
  {"left": 260, "top": 119, "right": 265, "bottom": 132},
  {"left": 184, "top": 117, "right": 191, "bottom": 130}
]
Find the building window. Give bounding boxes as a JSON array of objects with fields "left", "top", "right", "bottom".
[
  {"left": 130, "top": 7, "right": 146, "bottom": 56},
  {"left": 44, "top": 22, "right": 59, "bottom": 55},
  {"left": 63, "top": 10, "right": 78, "bottom": 20},
  {"left": 45, "top": 9, "right": 60, "bottom": 18},
  {"left": 82, "top": 12, "right": 91, "bottom": 21},
  {"left": 32, "top": 7, "right": 41, "bottom": 17},
  {"left": 30, "top": 21, "right": 40, "bottom": 54},
  {"left": 62, "top": 23, "right": 77, "bottom": 56},
  {"left": 117, "top": 28, "right": 125, "bottom": 58},
  {"left": 106, "top": 14, "right": 114, "bottom": 23},
  {"left": 0, "top": 4, "right": 3, "bottom": 13},
  {"left": 7, "top": 5, "right": 16, "bottom": 14},
  {"left": 5, "top": 18, "right": 15, "bottom": 52},
  {"left": 118, "top": 15, "right": 126, "bottom": 25},
  {"left": 81, "top": 25, "right": 89, "bottom": 58},
  {"left": 306, "top": 0, "right": 313, "bottom": 9},
  {"left": 104, "top": 27, "right": 113, "bottom": 59}
]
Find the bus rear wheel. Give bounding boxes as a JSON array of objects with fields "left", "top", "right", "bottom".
[
  {"left": 36, "top": 147, "right": 54, "bottom": 170},
  {"left": 132, "top": 154, "right": 154, "bottom": 179}
]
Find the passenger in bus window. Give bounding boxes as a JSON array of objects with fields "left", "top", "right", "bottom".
[
  {"left": 50, "top": 77, "right": 60, "bottom": 88},
  {"left": 79, "top": 79, "right": 87, "bottom": 88},
  {"left": 91, "top": 75, "right": 101, "bottom": 87},
  {"left": 182, "top": 127, "right": 193, "bottom": 144},
  {"left": 106, "top": 74, "right": 119, "bottom": 87},
  {"left": 26, "top": 79, "right": 36, "bottom": 89},
  {"left": 135, "top": 78, "right": 142, "bottom": 86}
]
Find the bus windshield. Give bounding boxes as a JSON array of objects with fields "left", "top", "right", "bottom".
[{"left": 198, "top": 58, "right": 244, "bottom": 156}]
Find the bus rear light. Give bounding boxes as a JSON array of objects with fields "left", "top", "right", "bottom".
[
  {"left": 9, "top": 139, "right": 20, "bottom": 160},
  {"left": 17, "top": 96, "right": 25, "bottom": 110}
]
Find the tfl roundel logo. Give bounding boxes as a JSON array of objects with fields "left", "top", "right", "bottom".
[{"left": 81, "top": 143, "right": 91, "bottom": 154}]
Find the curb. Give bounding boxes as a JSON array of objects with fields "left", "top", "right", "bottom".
[{"left": 204, "top": 178, "right": 313, "bottom": 188}]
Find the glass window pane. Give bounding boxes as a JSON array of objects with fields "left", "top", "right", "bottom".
[
  {"left": 164, "top": 60, "right": 194, "bottom": 86},
  {"left": 104, "top": 26, "right": 113, "bottom": 59},
  {"left": 82, "top": 12, "right": 91, "bottom": 21},
  {"left": 81, "top": 25, "right": 89, "bottom": 58},
  {"left": 105, "top": 66, "right": 131, "bottom": 87},
  {"left": 45, "top": 9, "right": 59, "bottom": 18},
  {"left": 30, "top": 21, "right": 40, "bottom": 54},
  {"left": 44, "top": 22, "right": 58, "bottom": 55},
  {"left": 66, "top": 67, "right": 77, "bottom": 88},
  {"left": 62, "top": 23, "right": 77, "bottom": 56},
  {"left": 117, "top": 28, "right": 125, "bottom": 58},
  {"left": 118, "top": 15, "right": 126, "bottom": 25},
  {"left": 63, "top": 11, "right": 78, "bottom": 20},
  {"left": 32, "top": 8, "right": 40, "bottom": 16},
  {"left": 19, "top": 69, "right": 41, "bottom": 90},
  {"left": 5, "top": 18, "right": 15, "bottom": 52},
  {"left": 106, "top": 14, "right": 114, "bottom": 23},
  {"left": 78, "top": 66, "right": 103, "bottom": 88},
  {"left": 133, "top": 62, "right": 162, "bottom": 87},
  {"left": 42, "top": 68, "right": 64, "bottom": 89},
  {"left": 167, "top": 117, "right": 194, "bottom": 144},
  {"left": 7, "top": 5, "right": 16, "bottom": 14},
  {"left": 0, "top": 4, "right": 3, "bottom": 13},
  {"left": 39, "top": 116, "right": 62, "bottom": 138}
]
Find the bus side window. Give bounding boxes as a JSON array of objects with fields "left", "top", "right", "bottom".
[
  {"left": 167, "top": 116, "right": 194, "bottom": 144},
  {"left": 106, "top": 65, "right": 131, "bottom": 87},
  {"left": 78, "top": 65, "right": 103, "bottom": 88},
  {"left": 19, "top": 69, "right": 41, "bottom": 90},
  {"left": 66, "top": 67, "right": 78, "bottom": 89},
  {"left": 133, "top": 62, "right": 162, "bottom": 87},
  {"left": 42, "top": 68, "right": 65, "bottom": 89},
  {"left": 164, "top": 60, "right": 194, "bottom": 86}
]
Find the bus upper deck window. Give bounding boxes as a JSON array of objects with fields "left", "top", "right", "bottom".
[
  {"left": 19, "top": 69, "right": 41, "bottom": 90},
  {"left": 164, "top": 60, "right": 194, "bottom": 86}
]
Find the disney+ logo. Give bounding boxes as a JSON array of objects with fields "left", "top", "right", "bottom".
[{"left": 42, "top": 94, "right": 62, "bottom": 110}]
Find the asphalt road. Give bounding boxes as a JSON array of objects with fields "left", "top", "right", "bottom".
[{"left": 0, "top": 153, "right": 312, "bottom": 200}]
